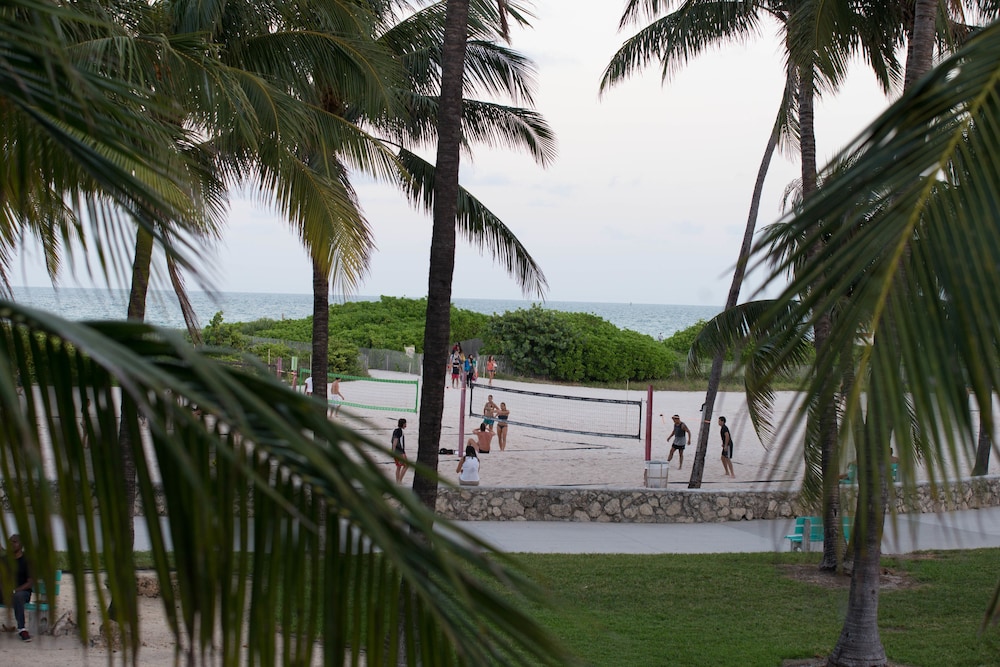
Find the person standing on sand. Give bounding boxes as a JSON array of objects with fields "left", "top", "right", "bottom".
[
  {"left": 463, "top": 355, "right": 473, "bottom": 388},
  {"left": 330, "top": 377, "right": 345, "bottom": 417},
  {"left": 661, "top": 414, "right": 691, "bottom": 469},
  {"left": 719, "top": 416, "right": 735, "bottom": 478},
  {"left": 450, "top": 348, "right": 461, "bottom": 389},
  {"left": 486, "top": 355, "right": 497, "bottom": 385},
  {"left": 303, "top": 374, "right": 313, "bottom": 396},
  {"left": 482, "top": 394, "right": 498, "bottom": 432},
  {"left": 392, "top": 418, "right": 408, "bottom": 483},
  {"left": 496, "top": 402, "right": 510, "bottom": 451}
]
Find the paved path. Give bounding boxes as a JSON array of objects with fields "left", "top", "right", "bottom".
[{"left": 454, "top": 506, "right": 1000, "bottom": 554}]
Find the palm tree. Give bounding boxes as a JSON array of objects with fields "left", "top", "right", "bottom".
[
  {"left": 601, "top": 0, "right": 901, "bottom": 572},
  {"left": 303, "top": 0, "right": 553, "bottom": 415},
  {"left": 393, "top": 0, "right": 554, "bottom": 511},
  {"left": 0, "top": 3, "right": 575, "bottom": 663},
  {"left": 415, "top": 0, "right": 474, "bottom": 510},
  {"left": 745, "top": 20, "right": 1000, "bottom": 665}
]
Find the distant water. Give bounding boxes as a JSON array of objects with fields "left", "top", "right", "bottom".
[{"left": 10, "top": 287, "right": 719, "bottom": 339}]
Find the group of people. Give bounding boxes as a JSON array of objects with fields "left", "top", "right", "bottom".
[
  {"left": 662, "top": 413, "right": 735, "bottom": 478},
  {"left": 448, "top": 345, "right": 498, "bottom": 389},
  {"left": 455, "top": 395, "right": 512, "bottom": 485},
  {"left": 391, "top": 395, "right": 512, "bottom": 487}
]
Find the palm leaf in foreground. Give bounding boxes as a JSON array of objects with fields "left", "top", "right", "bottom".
[
  {"left": 0, "top": 300, "right": 574, "bottom": 665},
  {"left": 744, "top": 21, "right": 1000, "bottom": 628}
]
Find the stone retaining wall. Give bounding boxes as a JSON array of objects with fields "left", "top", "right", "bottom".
[
  {"left": 5, "top": 476, "right": 1000, "bottom": 524},
  {"left": 435, "top": 475, "right": 1000, "bottom": 523}
]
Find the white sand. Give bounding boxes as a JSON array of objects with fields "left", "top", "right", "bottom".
[{"left": 355, "top": 372, "right": 997, "bottom": 490}]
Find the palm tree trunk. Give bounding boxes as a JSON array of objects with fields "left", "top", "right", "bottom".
[
  {"left": 904, "top": 0, "right": 937, "bottom": 90},
  {"left": 828, "top": 411, "right": 888, "bottom": 666},
  {"left": 311, "top": 257, "right": 329, "bottom": 405},
  {"left": 974, "top": 411, "right": 991, "bottom": 475},
  {"left": 109, "top": 225, "right": 152, "bottom": 618},
  {"left": 688, "top": 95, "right": 784, "bottom": 488},
  {"left": 827, "top": 7, "right": 941, "bottom": 654},
  {"left": 797, "top": 63, "right": 843, "bottom": 570},
  {"left": 414, "top": 0, "right": 470, "bottom": 511}
]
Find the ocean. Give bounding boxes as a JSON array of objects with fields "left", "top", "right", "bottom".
[{"left": 10, "top": 286, "right": 719, "bottom": 339}]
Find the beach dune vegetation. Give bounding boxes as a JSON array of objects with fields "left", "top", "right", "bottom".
[{"left": 484, "top": 305, "right": 679, "bottom": 382}]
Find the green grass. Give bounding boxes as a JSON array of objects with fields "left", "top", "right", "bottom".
[
  {"left": 63, "top": 550, "right": 1000, "bottom": 665},
  {"left": 509, "top": 550, "right": 1000, "bottom": 667}
]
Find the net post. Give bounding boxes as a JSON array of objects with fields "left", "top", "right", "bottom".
[
  {"left": 645, "top": 385, "right": 653, "bottom": 461},
  {"left": 458, "top": 382, "right": 467, "bottom": 451}
]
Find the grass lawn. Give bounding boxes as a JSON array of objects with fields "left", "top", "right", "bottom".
[{"left": 512, "top": 550, "right": 1000, "bottom": 667}]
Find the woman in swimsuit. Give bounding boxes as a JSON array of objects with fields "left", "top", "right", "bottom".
[{"left": 496, "top": 402, "right": 510, "bottom": 451}]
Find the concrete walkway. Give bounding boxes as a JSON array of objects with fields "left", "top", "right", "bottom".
[{"left": 454, "top": 506, "right": 1000, "bottom": 554}]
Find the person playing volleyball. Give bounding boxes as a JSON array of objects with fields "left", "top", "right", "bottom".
[{"left": 661, "top": 413, "right": 690, "bottom": 469}]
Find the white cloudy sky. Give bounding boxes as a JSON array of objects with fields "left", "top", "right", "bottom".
[{"left": 14, "top": 1, "right": 896, "bottom": 307}]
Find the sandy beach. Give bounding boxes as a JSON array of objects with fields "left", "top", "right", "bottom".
[
  {"left": 4, "top": 373, "right": 996, "bottom": 665},
  {"left": 348, "top": 372, "right": 997, "bottom": 490}
]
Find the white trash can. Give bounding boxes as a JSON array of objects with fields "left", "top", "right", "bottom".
[{"left": 644, "top": 460, "right": 669, "bottom": 488}]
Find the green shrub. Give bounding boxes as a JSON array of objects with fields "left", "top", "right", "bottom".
[
  {"left": 252, "top": 296, "right": 489, "bottom": 352},
  {"left": 484, "top": 306, "right": 676, "bottom": 383},
  {"left": 662, "top": 320, "right": 705, "bottom": 355},
  {"left": 202, "top": 312, "right": 250, "bottom": 349}
]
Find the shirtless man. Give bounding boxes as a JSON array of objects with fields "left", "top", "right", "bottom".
[{"left": 466, "top": 422, "right": 494, "bottom": 453}]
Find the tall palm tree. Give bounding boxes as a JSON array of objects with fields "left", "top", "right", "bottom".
[
  {"left": 413, "top": 0, "right": 469, "bottom": 510},
  {"left": 51, "top": 0, "right": 394, "bottom": 580},
  {"left": 601, "top": 0, "right": 901, "bottom": 572},
  {"left": 745, "top": 20, "right": 1000, "bottom": 665},
  {"left": 303, "top": 0, "right": 553, "bottom": 413},
  {"left": 0, "top": 3, "right": 575, "bottom": 664},
  {"left": 394, "top": 0, "right": 553, "bottom": 511}
]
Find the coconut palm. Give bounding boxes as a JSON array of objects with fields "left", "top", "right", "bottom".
[
  {"left": 48, "top": 0, "right": 399, "bottom": 574},
  {"left": 376, "top": 0, "right": 555, "bottom": 511},
  {"left": 741, "top": 20, "right": 1000, "bottom": 664},
  {"left": 0, "top": 3, "right": 575, "bottom": 664},
  {"left": 303, "top": 0, "right": 552, "bottom": 416},
  {"left": 600, "top": 0, "right": 902, "bottom": 572}
]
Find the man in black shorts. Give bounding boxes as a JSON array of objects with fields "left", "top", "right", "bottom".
[
  {"left": 719, "top": 416, "right": 735, "bottom": 478},
  {"left": 663, "top": 414, "right": 691, "bottom": 469}
]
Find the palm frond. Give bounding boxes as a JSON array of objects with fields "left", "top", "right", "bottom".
[
  {"left": 601, "top": 0, "right": 764, "bottom": 93},
  {"left": 0, "top": 300, "right": 575, "bottom": 665},
  {"left": 398, "top": 149, "right": 547, "bottom": 297}
]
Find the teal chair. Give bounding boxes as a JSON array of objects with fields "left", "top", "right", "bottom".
[
  {"left": 24, "top": 570, "right": 61, "bottom": 635},
  {"left": 785, "top": 516, "right": 824, "bottom": 551}
]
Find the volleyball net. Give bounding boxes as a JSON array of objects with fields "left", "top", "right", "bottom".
[
  {"left": 468, "top": 382, "right": 642, "bottom": 439},
  {"left": 325, "top": 373, "right": 419, "bottom": 413}
]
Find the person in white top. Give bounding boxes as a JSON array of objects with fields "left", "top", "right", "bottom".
[
  {"left": 456, "top": 445, "right": 480, "bottom": 486},
  {"left": 303, "top": 375, "right": 313, "bottom": 396}
]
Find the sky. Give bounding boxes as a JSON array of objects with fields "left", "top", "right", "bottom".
[{"left": 14, "top": 1, "right": 896, "bottom": 307}]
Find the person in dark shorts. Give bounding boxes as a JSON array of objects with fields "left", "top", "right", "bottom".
[
  {"left": 0, "top": 534, "right": 33, "bottom": 641},
  {"left": 719, "top": 416, "right": 735, "bottom": 477},
  {"left": 496, "top": 402, "right": 510, "bottom": 451},
  {"left": 392, "top": 418, "right": 408, "bottom": 483},
  {"left": 661, "top": 414, "right": 691, "bottom": 469}
]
